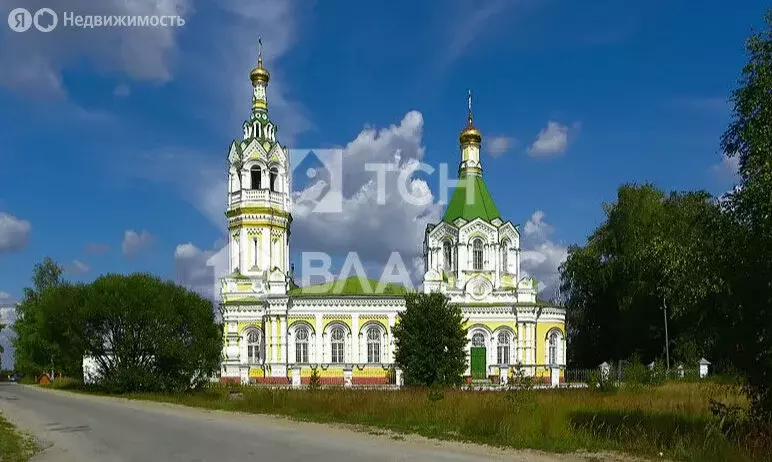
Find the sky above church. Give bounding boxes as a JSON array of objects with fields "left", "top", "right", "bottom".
[{"left": 0, "top": 0, "right": 765, "bottom": 365}]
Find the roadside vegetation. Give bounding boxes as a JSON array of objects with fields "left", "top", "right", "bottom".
[
  {"left": 0, "top": 413, "right": 38, "bottom": 462},
  {"left": 44, "top": 378, "right": 764, "bottom": 462}
]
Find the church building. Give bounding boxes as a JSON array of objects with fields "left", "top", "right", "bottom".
[{"left": 218, "top": 44, "right": 566, "bottom": 386}]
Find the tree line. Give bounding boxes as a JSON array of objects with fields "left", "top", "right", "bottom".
[
  {"left": 12, "top": 258, "right": 222, "bottom": 393},
  {"left": 561, "top": 10, "right": 772, "bottom": 422}
]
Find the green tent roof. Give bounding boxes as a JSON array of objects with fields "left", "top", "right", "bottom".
[
  {"left": 442, "top": 174, "right": 500, "bottom": 223},
  {"left": 288, "top": 276, "right": 410, "bottom": 297}
]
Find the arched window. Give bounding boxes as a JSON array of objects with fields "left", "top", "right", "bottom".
[
  {"left": 269, "top": 166, "right": 279, "bottom": 192},
  {"left": 501, "top": 239, "right": 509, "bottom": 273},
  {"left": 366, "top": 327, "right": 381, "bottom": 363},
  {"left": 471, "top": 332, "right": 485, "bottom": 348},
  {"left": 472, "top": 239, "right": 484, "bottom": 270},
  {"left": 330, "top": 326, "right": 345, "bottom": 364},
  {"left": 548, "top": 331, "right": 559, "bottom": 365},
  {"left": 497, "top": 332, "right": 510, "bottom": 365},
  {"left": 295, "top": 327, "right": 309, "bottom": 363},
  {"left": 246, "top": 330, "right": 261, "bottom": 363},
  {"left": 443, "top": 241, "right": 453, "bottom": 271},
  {"left": 250, "top": 166, "right": 261, "bottom": 189}
]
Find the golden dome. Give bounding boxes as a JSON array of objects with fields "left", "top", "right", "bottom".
[
  {"left": 459, "top": 124, "right": 482, "bottom": 145},
  {"left": 250, "top": 56, "right": 270, "bottom": 84}
]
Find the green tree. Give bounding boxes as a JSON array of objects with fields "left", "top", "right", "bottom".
[
  {"left": 12, "top": 257, "right": 65, "bottom": 377},
  {"left": 718, "top": 9, "right": 772, "bottom": 420},
  {"left": 393, "top": 293, "right": 468, "bottom": 386},
  {"left": 561, "top": 184, "right": 724, "bottom": 367},
  {"left": 82, "top": 273, "right": 222, "bottom": 393}
]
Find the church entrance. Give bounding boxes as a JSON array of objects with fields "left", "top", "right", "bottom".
[{"left": 470, "top": 333, "right": 487, "bottom": 379}]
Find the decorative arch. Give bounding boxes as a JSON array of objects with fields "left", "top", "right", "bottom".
[
  {"left": 493, "top": 327, "right": 516, "bottom": 365},
  {"left": 442, "top": 239, "right": 454, "bottom": 271},
  {"left": 545, "top": 327, "right": 565, "bottom": 366},
  {"left": 289, "top": 321, "right": 315, "bottom": 364},
  {"left": 471, "top": 237, "right": 484, "bottom": 270},
  {"left": 501, "top": 238, "right": 510, "bottom": 273},
  {"left": 242, "top": 327, "right": 263, "bottom": 364},
  {"left": 324, "top": 322, "right": 351, "bottom": 364},
  {"left": 359, "top": 321, "right": 387, "bottom": 364}
]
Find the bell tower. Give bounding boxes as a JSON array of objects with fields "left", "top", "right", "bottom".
[{"left": 223, "top": 38, "right": 292, "bottom": 296}]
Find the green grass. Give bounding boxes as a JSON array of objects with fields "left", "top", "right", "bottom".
[
  {"left": 0, "top": 412, "right": 38, "bottom": 462},
  {"left": 47, "top": 380, "right": 769, "bottom": 461}
]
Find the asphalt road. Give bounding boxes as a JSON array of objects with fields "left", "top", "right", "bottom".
[{"left": 0, "top": 383, "right": 612, "bottom": 462}]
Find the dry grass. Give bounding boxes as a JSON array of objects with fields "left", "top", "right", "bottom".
[{"left": 53, "top": 380, "right": 767, "bottom": 462}]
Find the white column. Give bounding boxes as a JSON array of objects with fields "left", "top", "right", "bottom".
[
  {"left": 529, "top": 324, "right": 536, "bottom": 366},
  {"left": 279, "top": 316, "right": 287, "bottom": 362},
  {"left": 351, "top": 314, "right": 360, "bottom": 364},
  {"left": 315, "top": 314, "right": 323, "bottom": 364},
  {"left": 515, "top": 249, "right": 521, "bottom": 282},
  {"left": 517, "top": 322, "right": 524, "bottom": 364},
  {"left": 387, "top": 314, "right": 396, "bottom": 363},
  {"left": 239, "top": 228, "right": 248, "bottom": 273},
  {"left": 263, "top": 317, "right": 271, "bottom": 363},
  {"left": 261, "top": 230, "right": 270, "bottom": 272},
  {"left": 271, "top": 316, "right": 278, "bottom": 362},
  {"left": 494, "top": 242, "right": 500, "bottom": 287}
]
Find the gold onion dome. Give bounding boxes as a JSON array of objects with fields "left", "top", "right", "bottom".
[
  {"left": 250, "top": 56, "right": 270, "bottom": 83},
  {"left": 250, "top": 37, "right": 270, "bottom": 83},
  {"left": 459, "top": 89, "right": 481, "bottom": 144}
]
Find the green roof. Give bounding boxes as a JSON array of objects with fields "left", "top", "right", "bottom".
[
  {"left": 288, "top": 276, "right": 410, "bottom": 297},
  {"left": 442, "top": 174, "right": 500, "bottom": 223}
]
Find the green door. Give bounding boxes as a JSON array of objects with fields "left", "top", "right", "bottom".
[{"left": 470, "top": 347, "right": 487, "bottom": 379}]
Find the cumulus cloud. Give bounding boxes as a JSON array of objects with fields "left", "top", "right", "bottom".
[
  {"left": 0, "top": 0, "right": 190, "bottom": 97},
  {"left": 520, "top": 210, "right": 568, "bottom": 296},
  {"left": 711, "top": 153, "right": 740, "bottom": 183},
  {"left": 174, "top": 242, "right": 220, "bottom": 301},
  {"left": 528, "top": 121, "right": 578, "bottom": 157},
  {"left": 486, "top": 136, "right": 514, "bottom": 157},
  {"left": 0, "top": 212, "right": 31, "bottom": 252},
  {"left": 291, "top": 111, "right": 443, "bottom": 284},
  {"left": 122, "top": 230, "right": 155, "bottom": 257},
  {"left": 0, "top": 296, "right": 16, "bottom": 369}
]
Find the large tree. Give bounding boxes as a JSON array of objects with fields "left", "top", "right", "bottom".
[
  {"left": 82, "top": 273, "right": 222, "bottom": 393},
  {"left": 717, "top": 9, "right": 772, "bottom": 420},
  {"left": 12, "top": 257, "right": 65, "bottom": 377},
  {"left": 561, "top": 184, "right": 724, "bottom": 367},
  {"left": 393, "top": 293, "right": 468, "bottom": 386}
]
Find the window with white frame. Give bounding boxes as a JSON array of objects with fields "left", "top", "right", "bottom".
[
  {"left": 295, "top": 327, "right": 309, "bottom": 363},
  {"left": 366, "top": 326, "right": 381, "bottom": 363},
  {"left": 497, "top": 332, "right": 510, "bottom": 365},
  {"left": 443, "top": 240, "right": 453, "bottom": 271},
  {"left": 330, "top": 326, "right": 345, "bottom": 364},
  {"left": 472, "top": 239, "right": 484, "bottom": 270},
  {"left": 548, "top": 331, "right": 559, "bottom": 365},
  {"left": 250, "top": 166, "right": 261, "bottom": 189},
  {"left": 471, "top": 332, "right": 485, "bottom": 347},
  {"left": 246, "top": 330, "right": 261, "bottom": 363},
  {"left": 501, "top": 239, "right": 509, "bottom": 273}
]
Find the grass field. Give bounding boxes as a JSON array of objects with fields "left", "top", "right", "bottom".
[
  {"left": 0, "top": 412, "right": 38, "bottom": 462},
  {"left": 48, "top": 379, "right": 768, "bottom": 462}
]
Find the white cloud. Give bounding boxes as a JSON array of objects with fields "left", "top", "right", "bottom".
[
  {"left": 711, "top": 153, "right": 740, "bottom": 183},
  {"left": 70, "top": 260, "right": 90, "bottom": 274},
  {"left": 174, "top": 242, "right": 219, "bottom": 301},
  {"left": 122, "top": 230, "right": 155, "bottom": 257},
  {"left": 0, "top": 0, "right": 190, "bottom": 96},
  {"left": 0, "top": 292, "right": 11, "bottom": 303},
  {"left": 528, "top": 121, "right": 577, "bottom": 157},
  {"left": 486, "top": 136, "right": 514, "bottom": 157},
  {"left": 520, "top": 210, "right": 568, "bottom": 296},
  {"left": 0, "top": 212, "right": 31, "bottom": 252},
  {"left": 291, "top": 111, "right": 443, "bottom": 283}
]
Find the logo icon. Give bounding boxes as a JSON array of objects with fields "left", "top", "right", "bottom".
[
  {"left": 33, "top": 8, "right": 57, "bottom": 32},
  {"left": 7, "top": 7, "right": 32, "bottom": 32},
  {"left": 289, "top": 149, "right": 343, "bottom": 214}
]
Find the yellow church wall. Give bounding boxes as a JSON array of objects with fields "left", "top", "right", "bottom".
[
  {"left": 248, "top": 367, "right": 265, "bottom": 378},
  {"left": 322, "top": 316, "right": 352, "bottom": 330},
  {"left": 535, "top": 322, "right": 565, "bottom": 369},
  {"left": 237, "top": 321, "right": 264, "bottom": 333},
  {"left": 352, "top": 366, "right": 390, "bottom": 378},
  {"left": 317, "top": 367, "right": 344, "bottom": 378}
]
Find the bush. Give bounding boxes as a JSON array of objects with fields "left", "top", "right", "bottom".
[{"left": 587, "top": 370, "right": 618, "bottom": 392}]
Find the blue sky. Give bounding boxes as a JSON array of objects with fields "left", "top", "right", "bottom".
[{"left": 0, "top": 0, "right": 765, "bottom": 332}]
